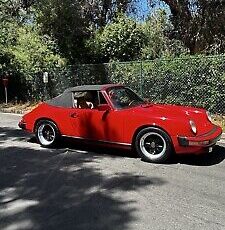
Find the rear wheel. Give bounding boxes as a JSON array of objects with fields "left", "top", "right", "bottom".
[
  {"left": 35, "top": 120, "right": 60, "bottom": 147},
  {"left": 135, "top": 127, "right": 172, "bottom": 163}
]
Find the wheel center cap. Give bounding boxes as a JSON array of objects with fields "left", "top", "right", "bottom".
[{"left": 151, "top": 142, "right": 156, "bottom": 148}]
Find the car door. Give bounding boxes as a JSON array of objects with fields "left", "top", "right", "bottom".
[
  {"left": 99, "top": 109, "right": 125, "bottom": 143},
  {"left": 85, "top": 91, "right": 125, "bottom": 143},
  {"left": 83, "top": 108, "right": 125, "bottom": 143},
  {"left": 69, "top": 90, "right": 106, "bottom": 140},
  {"left": 69, "top": 90, "right": 93, "bottom": 138},
  {"left": 70, "top": 90, "right": 125, "bottom": 143}
]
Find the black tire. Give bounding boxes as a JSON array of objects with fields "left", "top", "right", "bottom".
[
  {"left": 35, "top": 120, "right": 60, "bottom": 147},
  {"left": 135, "top": 127, "right": 172, "bottom": 163}
]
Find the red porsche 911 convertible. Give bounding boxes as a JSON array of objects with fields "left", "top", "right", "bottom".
[{"left": 19, "top": 84, "right": 222, "bottom": 163}]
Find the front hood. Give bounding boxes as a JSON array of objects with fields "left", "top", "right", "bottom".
[
  {"left": 131, "top": 103, "right": 212, "bottom": 135},
  {"left": 134, "top": 103, "right": 206, "bottom": 119}
]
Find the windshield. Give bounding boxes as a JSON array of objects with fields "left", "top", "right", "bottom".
[{"left": 107, "top": 87, "right": 144, "bottom": 109}]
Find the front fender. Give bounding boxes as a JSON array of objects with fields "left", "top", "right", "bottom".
[{"left": 123, "top": 114, "right": 192, "bottom": 144}]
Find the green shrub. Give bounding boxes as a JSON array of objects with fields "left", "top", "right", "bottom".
[
  {"left": 6, "top": 55, "right": 225, "bottom": 114},
  {"left": 107, "top": 55, "right": 225, "bottom": 114}
]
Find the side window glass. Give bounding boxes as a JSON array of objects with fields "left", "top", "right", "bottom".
[
  {"left": 99, "top": 92, "right": 107, "bottom": 105},
  {"left": 73, "top": 91, "right": 97, "bottom": 109},
  {"left": 73, "top": 92, "right": 78, "bottom": 108}
]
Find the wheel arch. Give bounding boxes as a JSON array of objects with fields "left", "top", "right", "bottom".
[
  {"left": 33, "top": 117, "right": 59, "bottom": 133},
  {"left": 131, "top": 124, "right": 174, "bottom": 149}
]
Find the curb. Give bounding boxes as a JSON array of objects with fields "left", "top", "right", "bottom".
[
  {"left": 0, "top": 108, "right": 26, "bottom": 115},
  {"left": 0, "top": 112, "right": 22, "bottom": 116},
  {"left": 220, "top": 133, "right": 225, "bottom": 142}
]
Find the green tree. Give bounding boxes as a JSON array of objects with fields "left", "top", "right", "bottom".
[
  {"left": 9, "top": 25, "right": 65, "bottom": 79},
  {"left": 0, "top": 0, "right": 65, "bottom": 100},
  {"left": 0, "top": 0, "right": 34, "bottom": 18},
  {"left": 35, "top": 0, "right": 89, "bottom": 63},
  {"left": 141, "top": 10, "right": 188, "bottom": 59},
  {"left": 83, "top": 0, "right": 135, "bottom": 28},
  {"left": 87, "top": 14, "right": 145, "bottom": 62},
  {"left": 0, "top": 0, "right": 64, "bottom": 77},
  {"left": 149, "top": 0, "right": 225, "bottom": 54},
  {"left": 35, "top": 0, "right": 137, "bottom": 63},
  {"left": 0, "top": 20, "right": 17, "bottom": 76}
]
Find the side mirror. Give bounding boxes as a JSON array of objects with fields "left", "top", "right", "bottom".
[{"left": 97, "top": 104, "right": 111, "bottom": 112}]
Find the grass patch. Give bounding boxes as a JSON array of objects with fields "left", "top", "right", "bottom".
[
  {"left": 212, "top": 115, "right": 225, "bottom": 132},
  {"left": 0, "top": 102, "right": 39, "bottom": 114}
]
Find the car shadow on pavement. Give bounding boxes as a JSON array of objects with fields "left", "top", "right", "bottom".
[
  {"left": 56, "top": 139, "right": 225, "bottom": 167},
  {"left": 0, "top": 127, "right": 28, "bottom": 143},
  {"left": 60, "top": 137, "right": 138, "bottom": 159},
  {"left": 0, "top": 126, "right": 166, "bottom": 230},
  {"left": 171, "top": 145, "right": 225, "bottom": 166}
]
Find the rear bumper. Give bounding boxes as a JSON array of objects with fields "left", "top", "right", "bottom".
[
  {"left": 18, "top": 121, "right": 26, "bottom": 130},
  {"left": 178, "top": 125, "right": 222, "bottom": 147}
]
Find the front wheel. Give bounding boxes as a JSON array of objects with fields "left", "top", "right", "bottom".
[
  {"left": 35, "top": 120, "right": 60, "bottom": 147},
  {"left": 135, "top": 127, "right": 172, "bottom": 163}
]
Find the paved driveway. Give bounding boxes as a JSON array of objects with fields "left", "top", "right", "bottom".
[{"left": 0, "top": 113, "right": 225, "bottom": 230}]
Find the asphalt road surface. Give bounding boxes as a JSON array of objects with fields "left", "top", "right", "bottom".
[{"left": 0, "top": 112, "right": 225, "bottom": 230}]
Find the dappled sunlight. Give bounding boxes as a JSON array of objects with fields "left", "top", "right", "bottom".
[
  {"left": 0, "top": 126, "right": 167, "bottom": 230},
  {"left": 3, "top": 219, "right": 36, "bottom": 230},
  {"left": 0, "top": 199, "right": 39, "bottom": 216}
]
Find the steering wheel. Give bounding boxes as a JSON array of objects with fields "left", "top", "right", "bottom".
[{"left": 128, "top": 100, "right": 136, "bottom": 106}]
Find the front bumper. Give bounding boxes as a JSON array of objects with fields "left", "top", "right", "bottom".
[{"left": 178, "top": 125, "right": 222, "bottom": 147}]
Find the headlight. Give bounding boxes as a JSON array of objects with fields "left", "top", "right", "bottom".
[
  {"left": 189, "top": 120, "right": 197, "bottom": 134},
  {"left": 206, "top": 111, "right": 212, "bottom": 122}
]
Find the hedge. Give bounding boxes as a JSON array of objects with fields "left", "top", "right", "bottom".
[
  {"left": 1, "top": 55, "right": 225, "bottom": 114},
  {"left": 109, "top": 56, "right": 225, "bottom": 113}
]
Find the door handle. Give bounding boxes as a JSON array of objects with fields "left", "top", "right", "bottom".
[{"left": 70, "top": 112, "right": 78, "bottom": 118}]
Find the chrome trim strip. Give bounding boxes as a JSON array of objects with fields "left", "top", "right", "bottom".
[
  {"left": 197, "top": 126, "right": 218, "bottom": 137},
  {"left": 61, "top": 135, "right": 131, "bottom": 146},
  {"left": 209, "top": 133, "right": 222, "bottom": 146}
]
